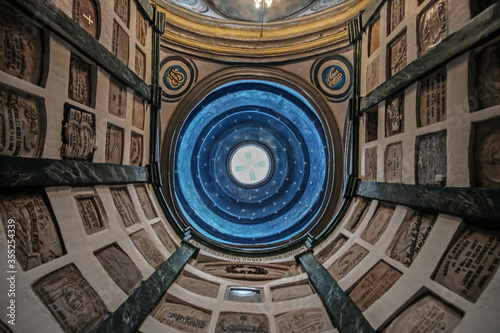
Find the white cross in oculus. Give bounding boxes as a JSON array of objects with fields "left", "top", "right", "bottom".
[{"left": 230, "top": 144, "right": 271, "bottom": 186}]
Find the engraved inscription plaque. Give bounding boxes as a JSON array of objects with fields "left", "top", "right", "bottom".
[
  {"left": 155, "top": 303, "right": 210, "bottom": 333},
  {"left": 317, "top": 234, "right": 348, "bottom": 263},
  {"left": 114, "top": 0, "right": 129, "bottom": 27},
  {"left": 132, "top": 94, "right": 145, "bottom": 130},
  {"left": 350, "top": 261, "right": 402, "bottom": 311},
  {"left": 385, "top": 295, "right": 462, "bottom": 333},
  {"left": 0, "top": 194, "right": 64, "bottom": 271},
  {"left": 368, "top": 17, "right": 380, "bottom": 57},
  {"left": 110, "top": 187, "right": 140, "bottom": 227},
  {"left": 328, "top": 244, "right": 369, "bottom": 280},
  {"left": 435, "top": 227, "right": 500, "bottom": 302},
  {"left": 95, "top": 243, "right": 142, "bottom": 294},
  {"left": 72, "top": 0, "right": 99, "bottom": 39},
  {"left": 365, "top": 109, "right": 378, "bottom": 143},
  {"left": 276, "top": 309, "right": 333, "bottom": 333},
  {"left": 0, "top": 86, "right": 45, "bottom": 157},
  {"left": 112, "top": 20, "right": 129, "bottom": 65},
  {"left": 417, "top": 0, "right": 447, "bottom": 56},
  {"left": 365, "top": 146, "right": 377, "bottom": 181},
  {"left": 361, "top": 204, "right": 395, "bottom": 245},
  {"left": 33, "top": 264, "right": 108, "bottom": 333},
  {"left": 75, "top": 192, "right": 107, "bottom": 234},
  {"left": 366, "top": 57, "right": 379, "bottom": 94},
  {"left": 216, "top": 312, "right": 268, "bottom": 333},
  {"left": 135, "top": 46, "right": 146, "bottom": 80},
  {"left": 201, "top": 262, "right": 291, "bottom": 281},
  {"left": 385, "top": 93, "right": 404, "bottom": 137},
  {"left": 108, "top": 77, "right": 127, "bottom": 119},
  {"left": 178, "top": 276, "right": 219, "bottom": 298},
  {"left": 388, "top": 31, "right": 407, "bottom": 78},
  {"left": 384, "top": 142, "right": 402, "bottom": 183},
  {"left": 469, "top": 42, "right": 500, "bottom": 112},
  {"left": 418, "top": 68, "right": 447, "bottom": 127},
  {"left": 472, "top": 117, "right": 500, "bottom": 188},
  {"left": 69, "top": 54, "right": 92, "bottom": 106},
  {"left": 152, "top": 222, "right": 177, "bottom": 254},
  {"left": 345, "top": 199, "right": 369, "bottom": 233},
  {"left": 388, "top": 0, "right": 405, "bottom": 35},
  {"left": 136, "top": 12, "right": 148, "bottom": 46},
  {"left": 130, "top": 229, "right": 165, "bottom": 269},
  {"left": 129, "top": 131, "right": 143, "bottom": 166},
  {"left": 272, "top": 283, "right": 314, "bottom": 302},
  {"left": 416, "top": 130, "right": 447, "bottom": 185},
  {"left": 61, "top": 104, "right": 97, "bottom": 161},
  {"left": 0, "top": 4, "right": 44, "bottom": 85},
  {"left": 387, "top": 209, "right": 436, "bottom": 267},
  {"left": 105, "top": 123, "right": 124, "bottom": 164},
  {"left": 135, "top": 185, "right": 157, "bottom": 219}
]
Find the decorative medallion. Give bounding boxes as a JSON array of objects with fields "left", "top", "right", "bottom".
[
  {"left": 160, "top": 56, "right": 197, "bottom": 102},
  {"left": 311, "top": 55, "right": 353, "bottom": 102}
]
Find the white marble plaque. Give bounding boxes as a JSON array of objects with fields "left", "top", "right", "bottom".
[
  {"left": 328, "top": 244, "right": 369, "bottom": 280},
  {"left": 366, "top": 57, "right": 379, "bottom": 94},
  {"left": 178, "top": 276, "right": 219, "bottom": 298},
  {"left": 384, "top": 142, "right": 402, "bottom": 183},
  {"left": 108, "top": 77, "right": 127, "bottom": 119},
  {"left": 155, "top": 303, "right": 210, "bottom": 333},
  {"left": 61, "top": 105, "right": 97, "bottom": 161},
  {"left": 365, "top": 146, "right": 377, "bottom": 181},
  {"left": 216, "top": 312, "right": 268, "bottom": 333},
  {"left": 276, "top": 309, "right": 333, "bottom": 333},
  {"left": 129, "top": 132, "right": 143, "bottom": 166},
  {"left": 130, "top": 229, "right": 165, "bottom": 269},
  {"left": 272, "top": 283, "right": 314, "bottom": 302},
  {"left": 75, "top": 192, "right": 107, "bottom": 234},
  {"left": 105, "top": 123, "right": 124, "bottom": 164},
  {"left": 112, "top": 20, "right": 129, "bottom": 65},
  {"left": 135, "top": 185, "right": 157, "bottom": 219},
  {"left": 317, "top": 234, "right": 348, "bottom": 263},
  {"left": 345, "top": 199, "right": 369, "bottom": 233},
  {"left": 472, "top": 117, "right": 500, "bottom": 188},
  {"left": 69, "top": 54, "right": 92, "bottom": 106},
  {"left": 418, "top": 68, "right": 447, "bottom": 127},
  {"left": 361, "top": 204, "right": 394, "bottom": 245},
  {"left": 110, "top": 187, "right": 139, "bottom": 227},
  {"left": 416, "top": 130, "right": 447, "bottom": 185},
  {"left": 417, "top": 0, "right": 447, "bottom": 56},
  {"left": 152, "top": 222, "right": 177, "bottom": 254},
  {"left": 386, "top": 93, "right": 404, "bottom": 137},
  {"left": 132, "top": 94, "right": 145, "bottom": 130}
]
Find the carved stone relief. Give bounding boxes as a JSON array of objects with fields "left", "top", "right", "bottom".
[
  {"left": 361, "top": 203, "right": 395, "bottom": 245},
  {"left": 435, "top": 227, "right": 500, "bottom": 302},
  {"left": 384, "top": 294, "right": 462, "bottom": 333},
  {"left": 368, "top": 16, "right": 380, "bottom": 57},
  {"left": 105, "top": 123, "right": 123, "bottom": 164},
  {"left": 110, "top": 187, "right": 140, "bottom": 227},
  {"left": 388, "top": 31, "right": 407, "bottom": 78},
  {"left": 417, "top": 0, "right": 447, "bottom": 56},
  {"left": 130, "top": 229, "right": 165, "bottom": 269},
  {"left": 72, "top": 0, "right": 99, "bottom": 39},
  {"left": 68, "top": 54, "right": 92, "bottom": 107},
  {"left": 178, "top": 276, "right": 219, "bottom": 298},
  {"left": 366, "top": 57, "right": 379, "bottom": 94},
  {"left": 108, "top": 77, "right": 127, "bottom": 119},
  {"left": 345, "top": 199, "right": 370, "bottom": 233},
  {"left": 135, "top": 185, "right": 157, "bottom": 219},
  {"left": 114, "top": 0, "right": 129, "bottom": 27},
  {"left": 200, "top": 262, "right": 291, "bottom": 281},
  {"left": 95, "top": 243, "right": 142, "bottom": 294},
  {"left": 132, "top": 94, "right": 145, "bottom": 130},
  {"left": 384, "top": 142, "right": 402, "bottom": 183},
  {"left": 472, "top": 116, "right": 500, "bottom": 188},
  {"left": 385, "top": 93, "right": 404, "bottom": 137},
  {"left": 349, "top": 261, "right": 403, "bottom": 311},
  {"left": 328, "top": 243, "right": 369, "bottom": 280},
  {"left": 469, "top": 41, "right": 500, "bottom": 112},
  {"left": 155, "top": 302, "right": 210, "bottom": 333},
  {"left": 365, "top": 146, "right": 377, "bottom": 181},
  {"left": 215, "top": 312, "right": 268, "bottom": 333},
  {"left": 129, "top": 131, "right": 143, "bottom": 166},
  {"left": 32, "top": 264, "right": 108, "bottom": 333},
  {"left": 136, "top": 12, "right": 148, "bottom": 46},
  {"left": 135, "top": 46, "right": 146, "bottom": 80},
  {"left": 0, "top": 4, "right": 44, "bottom": 85},
  {"left": 418, "top": 68, "right": 447, "bottom": 127},
  {"left": 112, "top": 20, "right": 129, "bottom": 66},
  {"left": 0, "top": 85, "right": 45, "bottom": 157},
  {"left": 152, "top": 222, "right": 177, "bottom": 254},
  {"left": 74, "top": 192, "right": 107, "bottom": 234},
  {"left": 61, "top": 104, "right": 97, "bottom": 161},
  {"left": 271, "top": 283, "right": 314, "bottom": 302},
  {"left": 0, "top": 194, "right": 64, "bottom": 271},
  {"left": 276, "top": 309, "right": 333, "bottom": 333},
  {"left": 388, "top": 0, "right": 405, "bottom": 35},
  {"left": 365, "top": 109, "right": 378, "bottom": 143},
  {"left": 416, "top": 130, "right": 447, "bottom": 185},
  {"left": 387, "top": 209, "right": 436, "bottom": 267},
  {"left": 317, "top": 234, "right": 348, "bottom": 263}
]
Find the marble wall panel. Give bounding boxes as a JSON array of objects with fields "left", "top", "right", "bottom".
[
  {"left": 472, "top": 116, "right": 500, "bottom": 188},
  {"left": 417, "top": 68, "right": 447, "bottom": 127},
  {"left": 384, "top": 142, "right": 402, "bottom": 183},
  {"left": 215, "top": 312, "right": 268, "bottom": 333},
  {"left": 61, "top": 104, "right": 96, "bottom": 161},
  {"left": 68, "top": 54, "right": 92, "bottom": 107},
  {"left": 130, "top": 229, "right": 165, "bottom": 269},
  {"left": 276, "top": 309, "right": 333, "bottom": 333},
  {"left": 361, "top": 204, "right": 395, "bottom": 245},
  {"left": 271, "top": 283, "right": 314, "bottom": 302},
  {"left": 110, "top": 187, "right": 140, "bottom": 227},
  {"left": 317, "top": 234, "right": 348, "bottom": 263},
  {"left": 155, "top": 302, "right": 210, "bottom": 333},
  {"left": 415, "top": 130, "right": 447, "bottom": 185},
  {"left": 328, "top": 243, "right": 369, "bottom": 280},
  {"left": 365, "top": 146, "right": 377, "bottom": 181},
  {"left": 105, "top": 123, "right": 124, "bottom": 164},
  {"left": 177, "top": 276, "right": 219, "bottom": 298}
]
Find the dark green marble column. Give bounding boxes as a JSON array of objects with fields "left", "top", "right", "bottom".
[
  {"left": 297, "top": 250, "right": 375, "bottom": 333},
  {"left": 93, "top": 242, "right": 198, "bottom": 333}
]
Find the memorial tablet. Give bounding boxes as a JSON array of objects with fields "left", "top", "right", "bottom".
[
  {"left": 349, "top": 261, "right": 402, "bottom": 311},
  {"left": 365, "top": 146, "right": 377, "bottom": 181},
  {"left": 0, "top": 4, "right": 45, "bottom": 85},
  {"left": 384, "top": 294, "right": 462, "bottom": 333},
  {"left": 136, "top": 185, "right": 157, "bottom": 219},
  {"left": 469, "top": 42, "right": 500, "bottom": 112},
  {"left": 317, "top": 234, "right": 347, "bottom": 263},
  {"left": 72, "top": 0, "right": 100, "bottom": 39},
  {"left": 0, "top": 85, "right": 45, "bottom": 157},
  {"left": 95, "top": 243, "right": 142, "bottom": 294},
  {"left": 328, "top": 243, "right": 369, "bottom": 280},
  {"left": 417, "top": 0, "right": 447, "bottom": 56},
  {"left": 135, "top": 46, "right": 146, "bottom": 80},
  {"left": 75, "top": 192, "right": 107, "bottom": 234},
  {"left": 155, "top": 303, "right": 210, "bottom": 333},
  {"left": 0, "top": 194, "right": 64, "bottom": 271},
  {"left": 384, "top": 142, "right": 402, "bottom": 183},
  {"left": 365, "top": 108, "right": 378, "bottom": 143},
  {"left": 361, "top": 203, "right": 394, "bottom": 245},
  {"left": 178, "top": 276, "right": 219, "bottom": 298},
  {"left": 108, "top": 77, "right": 127, "bottom": 119},
  {"left": 132, "top": 94, "right": 145, "bottom": 130},
  {"left": 472, "top": 117, "right": 500, "bottom": 188},
  {"left": 110, "top": 187, "right": 140, "bottom": 227},
  {"left": 271, "top": 283, "right": 314, "bottom": 302},
  {"left": 105, "top": 123, "right": 124, "bottom": 164},
  {"left": 216, "top": 313, "right": 268, "bottom": 333},
  {"left": 61, "top": 104, "right": 97, "bottom": 161},
  {"left": 276, "top": 309, "right": 333, "bottom": 333},
  {"left": 69, "top": 54, "right": 92, "bottom": 107},
  {"left": 418, "top": 68, "right": 447, "bottom": 127},
  {"left": 114, "top": 0, "right": 129, "bottom": 27},
  {"left": 366, "top": 57, "right": 379, "bottom": 94},
  {"left": 345, "top": 199, "right": 369, "bottom": 233},
  {"left": 368, "top": 16, "right": 380, "bottom": 57},
  {"left": 136, "top": 12, "right": 148, "bottom": 46},
  {"left": 129, "top": 131, "right": 143, "bottom": 166},
  {"left": 416, "top": 130, "right": 447, "bottom": 185},
  {"left": 434, "top": 227, "right": 500, "bottom": 302},
  {"left": 152, "top": 222, "right": 177, "bottom": 254},
  {"left": 112, "top": 20, "right": 129, "bottom": 66},
  {"left": 201, "top": 262, "right": 291, "bottom": 281},
  {"left": 130, "top": 229, "right": 165, "bottom": 269},
  {"left": 33, "top": 264, "right": 108, "bottom": 333},
  {"left": 385, "top": 93, "right": 404, "bottom": 137},
  {"left": 387, "top": 209, "right": 436, "bottom": 267},
  {"left": 388, "top": 31, "right": 407, "bottom": 78},
  {"left": 388, "top": 0, "right": 405, "bottom": 35}
]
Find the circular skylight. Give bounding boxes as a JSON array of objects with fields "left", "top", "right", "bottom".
[{"left": 229, "top": 143, "right": 272, "bottom": 186}]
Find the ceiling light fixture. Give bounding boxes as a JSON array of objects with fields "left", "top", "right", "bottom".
[{"left": 254, "top": 0, "right": 272, "bottom": 8}]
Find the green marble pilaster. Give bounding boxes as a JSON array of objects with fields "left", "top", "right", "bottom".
[
  {"left": 93, "top": 242, "right": 198, "bottom": 333},
  {"left": 297, "top": 251, "right": 375, "bottom": 333}
]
